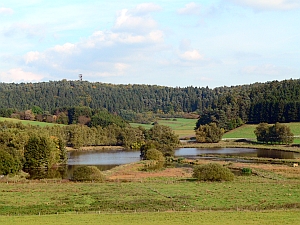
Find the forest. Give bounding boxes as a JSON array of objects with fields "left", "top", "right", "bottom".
[{"left": 1, "top": 79, "right": 300, "bottom": 129}]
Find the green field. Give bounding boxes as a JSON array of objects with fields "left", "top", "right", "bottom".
[
  {"left": 131, "top": 120, "right": 300, "bottom": 142},
  {"left": 130, "top": 118, "right": 197, "bottom": 138},
  {"left": 223, "top": 122, "right": 300, "bottom": 140},
  {"left": 1, "top": 210, "right": 300, "bottom": 225},
  {"left": 0, "top": 175, "right": 299, "bottom": 215},
  {"left": 0, "top": 117, "right": 65, "bottom": 127}
]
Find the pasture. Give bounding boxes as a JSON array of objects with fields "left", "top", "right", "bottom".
[
  {"left": 1, "top": 210, "right": 300, "bottom": 225},
  {"left": 0, "top": 164, "right": 299, "bottom": 216},
  {"left": 130, "top": 118, "right": 197, "bottom": 138},
  {"left": 223, "top": 122, "right": 300, "bottom": 141}
]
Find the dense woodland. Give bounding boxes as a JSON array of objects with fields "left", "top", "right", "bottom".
[{"left": 1, "top": 79, "right": 300, "bottom": 129}]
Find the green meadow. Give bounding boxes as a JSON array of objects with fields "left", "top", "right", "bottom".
[
  {"left": 131, "top": 119, "right": 300, "bottom": 143},
  {"left": 0, "top": 176, "right": 299, "bottom": 215},
  {"left": 223, "top": 122, "right": 300, "bottom": 141},
  {"left": 130, "top": 118, "right": 197, "bottom": 138}
]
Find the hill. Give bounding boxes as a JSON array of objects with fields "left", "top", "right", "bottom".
[{"left": 1, "top": 79, "right": 300, "bottom": 125}]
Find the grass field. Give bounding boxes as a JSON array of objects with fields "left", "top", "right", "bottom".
[
  {"left": 0, "top": 168, "right": 300, "bottom": 224},
  {"left": 0, "top": 117, "right": 65, "bottom": 127},
  {"left": 131, "top": 119, "right": 300, "bottom": 143},
  {"left": 223, "top": 122, "right": 300, "bottom": 141},
  {"left": 0, "top": 174, "right": 299, "bottom": 215},
  {"left": 1, "top": 210, "right": 300, "bottom": 225},
  {"left": 130, "top": 118, "right": 197, "bottom": 138}
]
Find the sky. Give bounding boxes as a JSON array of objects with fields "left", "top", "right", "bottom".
[{"left": 0, "top": 0, "right": 300, "bottom": 88}]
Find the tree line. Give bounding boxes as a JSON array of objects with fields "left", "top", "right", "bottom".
[{"left": 1, "top": 79, "right": 300, "bottom": 126}]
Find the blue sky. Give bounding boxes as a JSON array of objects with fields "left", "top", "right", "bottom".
[{"left": 0, "top": 0, "right": 300, "bottom": 88}]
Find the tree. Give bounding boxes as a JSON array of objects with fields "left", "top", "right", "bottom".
[
  {"left": 254, "top": 122, "right": 294, "bottom": 144},
  {"left": 31, "top": 106, "right": 43, "bottom": 115},
  {"left": 24, "top": 110, "right": 35, "bottom": 120},
  {"left": 254, "top": 123, "right": 270, "bottom": 143},
  {"left": 0, "top": 149, "right": 21, "bottom": 175},
  {"left": 90, "top": 110, "right": 127, "bottom": 128},
  {"left": 145, "top": 124, "right": 179, "bottom": 156},
  {"left": 24, "top": 135, "right": 58, "bottom": 169},
  {"left": 195, "top": 123, "right": 224, "bottom": 143}
]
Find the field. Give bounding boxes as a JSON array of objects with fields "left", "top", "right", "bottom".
[
  {"left": 1, "top": 210, "right": 300, "bottom": 225},
  {"left": 130, "top": 118, "right": 197, "bottom": 138},
  {"left": 223, "top": 122, "right": 300, "bottom": 142},
  {"left": 131, "top": 119, "right": 300, "bottom": 144},
  {"left": 0, "top": 117, "right": 65, "bottom": 127},
  {"left": 0, "top": 160, "right": 300, "bottom": 224},
  {"left": 1, "top": 161, "right": 300, "bottom": 215}
]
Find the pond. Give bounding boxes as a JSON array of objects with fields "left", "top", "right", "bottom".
[{"left": 26, "top": 147, "right": 299, "bottom": 179}]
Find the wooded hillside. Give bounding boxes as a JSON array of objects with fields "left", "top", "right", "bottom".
[{"left": 1, "top": 79, "right": 300, "bottom": 124}]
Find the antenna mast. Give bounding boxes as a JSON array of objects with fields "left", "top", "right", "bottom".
[{"left": 79, "top": 74, "right": 83, "bottom": 81}]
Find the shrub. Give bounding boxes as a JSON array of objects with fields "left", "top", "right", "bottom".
[
  {"left": 241, "top": 167, "right": 252, "bottom": 176},
  {"left": 72, "top": 166, "right": 105, "bottom": 182},
  {"left": 193, "top": 163, "right": 234, "bottom": 181},
  {"left": 142, "top": 160, "right": 164, "bottom": 171},
  {"left": 145, "top": 149, "right": 165, "bottom": 161},
  {"left": 0, "top": 150, "right": 20, "bottom": 175}
]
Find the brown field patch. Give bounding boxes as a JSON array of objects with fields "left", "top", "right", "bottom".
[{"left": 105, "top": 162, "right": 193, "bottom": 181}]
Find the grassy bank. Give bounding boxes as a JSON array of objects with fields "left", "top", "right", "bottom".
[{"left": 1, "top": 210, "right": 300, "bottom": 225}]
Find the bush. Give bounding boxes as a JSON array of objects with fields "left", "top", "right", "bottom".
[
  {"left": 145, "top": 149, "right": 165, "bottom": 161},
  {"left": 241, "top": 167, "right": 252, "bottom": 176},
  {"left": 0, "top": 150, "right": 20, "bottom": 175},
  {"left": 193, "top": 163, "right": 234, "bottom": 181},
  {"left": 72, "top": 166, "right": 105, "bottom": 182},
  {"left": 142, "top": 160, "right": 164, "bottom": 171}
]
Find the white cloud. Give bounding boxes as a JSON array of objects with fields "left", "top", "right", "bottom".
[
  {"left": 25, "top": 51, "right": 42, "bottom": 64},
  {"left": 180, "top": 50, "right": 204, "bottom": 61},
  {"left": 113, "top": 9, "right": 157, "bottom": 33},
  {"left": 0, "top": 7, "right": 14, "bottom": 15},
  {"left": 115, "top": 63, "right": 129, "bottom": 73},
  {"left": 133, "top": 3, "right": 162, "bottom": 15},
  {"left": 86, "top": 29, "right": 163, "bottom": 48},
  {"left": 0, "top": 68, "right": 44, "bottom": 82},
  {"left": 228, "top": 0, "right": 300, "bottom": 11},
  {"left": 53, "top": 43, "right": 76, "bottom": 54},
  {"left": 177, "top": 2, "right": 201, "bottom": 15}
]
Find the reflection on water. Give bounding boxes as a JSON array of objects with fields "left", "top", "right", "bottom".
[
  {"left": 68, "top": 150, "right": 141, "bottom": 165},
  {"left": 175, "top": 148, "right": 257, "bottom": 158},
  {"left": 257, "top": 149, "right": 295, "bottom": 159}
]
